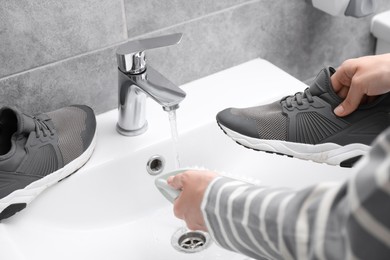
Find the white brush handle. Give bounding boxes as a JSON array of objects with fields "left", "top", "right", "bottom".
[{"left": 155, "top": 178, "right": 181, "bottom": 203}]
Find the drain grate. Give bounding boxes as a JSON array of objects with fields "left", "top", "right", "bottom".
[
  {"left": 179, "top": 231, "right": 206, "bottom": 249},
  {"left": 172, "top": 228, "right": 211, "bottom": 253}
]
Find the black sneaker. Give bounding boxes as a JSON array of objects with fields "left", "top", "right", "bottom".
[
  {"left": 216, "top": 67, "right": 390, "bottom": 167},
  {"left": 0, "top": 105, "right": 97, "bottom": 220}
]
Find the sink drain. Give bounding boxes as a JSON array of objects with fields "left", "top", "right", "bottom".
[{"left": 171, "top": 228, "right": 211, "bottom": 253}]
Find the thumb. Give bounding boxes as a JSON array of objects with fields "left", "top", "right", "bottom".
[
  {"left": 167, "top": 174, "right": 184, "bottom": 190},
  {"left": 334, "top": 88, "right": 363, "bottom": 117}
]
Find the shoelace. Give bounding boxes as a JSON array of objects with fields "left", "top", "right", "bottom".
[
  {"left": 284, "top": 88, "right": 314, "bottom": 108},
  {"left": 31, "top": 116, "right": 55, "bottom": 138}
]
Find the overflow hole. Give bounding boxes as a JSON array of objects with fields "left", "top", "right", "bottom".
[{"left": 146, "top": 155, "right": 165, "bottom": 175}]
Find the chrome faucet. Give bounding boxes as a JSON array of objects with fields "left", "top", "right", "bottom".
[{"left": 116, "top": 33, "right": 186, "bottom": 136}]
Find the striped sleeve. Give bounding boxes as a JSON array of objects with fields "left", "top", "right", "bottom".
[{"left": 201, "top": 128, "right": 390, "bottom": 260}]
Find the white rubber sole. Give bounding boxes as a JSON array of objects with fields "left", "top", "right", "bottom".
[
  {"left": 0, "top": 131, "right": 97, "bottom": 218},
  {"left": 219, "top": 124, "right": 370, "bottom": 166}
]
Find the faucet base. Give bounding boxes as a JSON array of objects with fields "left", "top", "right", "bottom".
[{"left": 116, "top": 122, "right": 148, "bottom": 136}]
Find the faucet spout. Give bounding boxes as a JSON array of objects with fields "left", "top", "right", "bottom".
[
  {"left": 117, "top": 66, "right": 186, "bottom": 136},
  {"left": 134, "top": 66, "right": 186, "bottom": 110},
  {"left": 115, "top": 33, "right": 186, "bottom": 136}
]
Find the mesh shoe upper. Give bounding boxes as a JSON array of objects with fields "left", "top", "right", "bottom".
[
  {"left": 217, "top": 67, "right": 390, "bottom": 146},
  {"left": 47, "top": 105, "right": 96, "bottom": 165},
  {"left": 0, "top": 105, "right": 96, "bottom": 199},
  {"left": 227, "top": 101, "right": 288, "bottom": 140}
]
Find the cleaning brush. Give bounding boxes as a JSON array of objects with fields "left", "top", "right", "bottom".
[{"left": 154, "top": 168, "right": 261, "bottom": 203}]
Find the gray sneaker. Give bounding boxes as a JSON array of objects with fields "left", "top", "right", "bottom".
[
  {"left": 0, "top": 105, "right": 97, "bottom": 220},
  {"left": 216, "top": 67, "right": 390, "bottom": 167}
]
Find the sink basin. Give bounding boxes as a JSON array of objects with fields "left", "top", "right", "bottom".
[{"left": 0, "top": 59, "right": 352, "bottom": 260}]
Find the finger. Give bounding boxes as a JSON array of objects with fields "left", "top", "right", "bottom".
[
  {"left": 186, "top": 221, "right": 207, "bottom": 232},
  {"left": 173, "top": 200, "right": 184, "bottom": 219},
  {"left": 334, "top": 86, "right": 349, "bottom": 99},
  {"left": 331, "top": 60, "right": 357, "bottom": 92},
  {"left": 168, "top": 174, "right": 184, "bottom": 190},
  {"left": 331, "top": 71, "right": 347, "bottom": 92},
  {"left": 334, "top": 85, "right": 364, "bottom": 117},
  {"left": 182, "top": 211, "right": 208, "bottom": 231}
]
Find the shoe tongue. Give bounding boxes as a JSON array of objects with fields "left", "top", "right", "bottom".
[
  {"left": 0, "top": 107, "right": 37, "bottom": 134},
  {"left": 18, "top": 114, "right": 37, "bottom": 134},
  {"left": 309, "top": 67, "right": 336, "bottom": 96},
  {"left": 0, "top": 107, "right": 54, "bottom": 137}
]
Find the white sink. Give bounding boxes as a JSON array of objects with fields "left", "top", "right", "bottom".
[{"left": 0, "top": 59, "right": 352, "bottom": 260}]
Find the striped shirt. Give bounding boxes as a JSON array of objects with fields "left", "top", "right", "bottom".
[{"left": 201, "top": 128, "right": 390, "bottom": 260}]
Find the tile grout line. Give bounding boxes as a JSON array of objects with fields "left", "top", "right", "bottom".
[
  {"left": 139, "top": 0, "right": 262, "bottom": 38},
  {"left": 120, "top": 0, "right": 129, "bottom": 39},
  {"left": 0, "top": 0, "right": 261, "bottom": 82},
  {"left": 0, "top": 0, "right": 134, "bottom": 82},
  {"left": 0, "top": 40, "right": 127, "bottom": 82}
]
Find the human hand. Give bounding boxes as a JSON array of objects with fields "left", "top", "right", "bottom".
[
  {"left": 167, "top": 170, "right": 219, "bottom": 231},
  {"left": 331, "top": 54, "right": 390, "bottom": 117}
]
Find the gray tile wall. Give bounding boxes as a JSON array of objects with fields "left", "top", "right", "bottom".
[{"left": 1, "top": 0, "right": 390, "bottom": 114}]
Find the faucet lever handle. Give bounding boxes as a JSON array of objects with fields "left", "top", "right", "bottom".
[{"left": 116, "top": 33, "right": 183, "bottom": 73}]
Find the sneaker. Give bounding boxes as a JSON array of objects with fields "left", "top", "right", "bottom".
[
  {"left": 216, "top": 67, "right": 390, "bottom": 167},
  {"left": 0, "top": 105, "right": 97, "bottom": 220}
]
